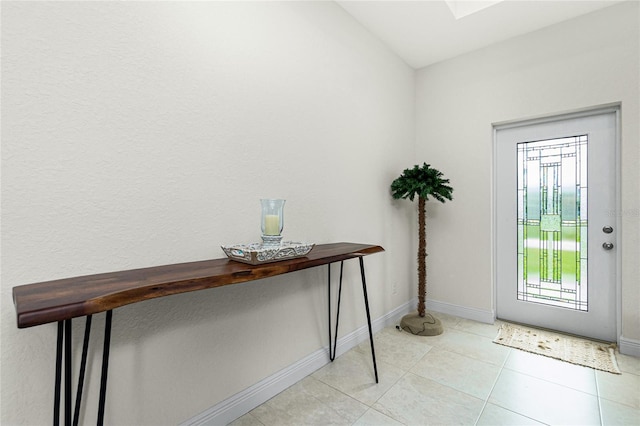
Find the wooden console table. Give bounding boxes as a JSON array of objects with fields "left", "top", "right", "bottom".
[{"left": 13, "top": 242, "right": 384, "bottom": 426}]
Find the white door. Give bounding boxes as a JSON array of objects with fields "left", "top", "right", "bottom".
[{"left": 495, "top": 108, "right": 618, "bottom": 342}]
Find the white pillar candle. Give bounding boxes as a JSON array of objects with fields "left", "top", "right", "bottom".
[{"left": 264, "top": 214, "right": 280, "bottom": 236}]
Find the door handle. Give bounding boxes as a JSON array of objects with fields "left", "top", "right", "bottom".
[
  {"left": 603, "top": 226, "right": 613, "bottom": 234},
  {"left": 602, "top": 242, "right": 614, "bottom": 250}
]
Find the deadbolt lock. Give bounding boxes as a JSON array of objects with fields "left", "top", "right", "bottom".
[{"left": 603, "top": 226, "right": 613, "bottom": 234}]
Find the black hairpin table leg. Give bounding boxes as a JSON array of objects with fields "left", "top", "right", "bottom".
[
  {"left": 73, "top": 315, "right": 92, "bottom": 426},
  {"left": 359, "top": 257, "right": 378, "bottom": 383},
  {"left": 52, "top": 311, "right": 113, "bottom": 426},
  {"left": 327, "top": 258, "right": 378, "bottom": 383},
  {"left": 97, "top": 310, "right": 113, "bottom": 426},
  {"left": 64, "top": 319, "right": 72, "bottom": 425},
  {"left": 53, "top": 321, "right": 63, "bottom": 426},
  {"left": 328, "top": 262, "right": 344, "bottom": 361},
  {"left": 53, "top": 319, "right": 73, "bottom": 426}
]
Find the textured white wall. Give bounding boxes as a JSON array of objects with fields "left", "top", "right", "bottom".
[
  {"left": 416, "top": 2, "right": 639, "bottom": 340},
  {"left": 1, "top": 2, "right": 416, "bottom": 424}
]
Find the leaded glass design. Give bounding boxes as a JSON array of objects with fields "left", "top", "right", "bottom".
[{"left": 517, "top": 135, "right": 588, "bottom": 311}]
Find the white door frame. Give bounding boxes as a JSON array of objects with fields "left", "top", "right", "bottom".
[{"left": 491, "top": 103, "right": 621, "bottom": 344}]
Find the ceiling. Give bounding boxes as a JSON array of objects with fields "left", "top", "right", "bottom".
[{"left": 335, "top": 0, "right": 624, "bottom": 69}]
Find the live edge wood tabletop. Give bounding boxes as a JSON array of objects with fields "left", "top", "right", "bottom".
[{"left": 13, "top": 242, "right": 384, "bottom": 329}]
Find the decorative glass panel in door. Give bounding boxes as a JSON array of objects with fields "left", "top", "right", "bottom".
[{"left": 517, "top": 136, "right": 588, "bottom": 311}]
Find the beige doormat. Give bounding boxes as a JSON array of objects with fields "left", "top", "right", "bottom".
[{"left": 494, "top": 323, "right": 621, "bottom": 374}]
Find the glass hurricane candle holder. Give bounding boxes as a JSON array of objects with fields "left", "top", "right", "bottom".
[{"left": 261, "top": 199, "right": 285, "bottom": 246}]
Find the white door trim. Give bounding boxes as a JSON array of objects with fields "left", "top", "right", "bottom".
[{"left": 491, "top": 104, "right": 621, "bottom": 344}]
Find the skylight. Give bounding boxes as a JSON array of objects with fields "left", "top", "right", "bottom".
[{"left": 445, "top": 0, "right": 504, "bottom": 19}]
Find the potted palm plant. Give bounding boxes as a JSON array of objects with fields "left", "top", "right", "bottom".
[{"left": 391, "top": 163, "right": 453, "bottom": 336}]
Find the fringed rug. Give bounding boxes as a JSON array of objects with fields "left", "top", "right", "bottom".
[{"left": 493, "top": 323, "right": 621, "bottom": 374}]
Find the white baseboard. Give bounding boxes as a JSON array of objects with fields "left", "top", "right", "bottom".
[
  {"left": 619, "top": 335, "right": 640, "bottom": 357},
  {"left": 426, "top": 299, "right": 495, "bottom": 324},
  {"left": 182, "top": 299, "right": 415, "bottom": 426}
]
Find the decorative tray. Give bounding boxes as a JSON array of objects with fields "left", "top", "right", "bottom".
[{"left": 221, "top": 242, "right": 315, "bottom": 265}]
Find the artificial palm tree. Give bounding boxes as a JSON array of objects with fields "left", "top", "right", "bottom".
[{"left": 391, "top": 163, "right": 453, "bottom": 336}]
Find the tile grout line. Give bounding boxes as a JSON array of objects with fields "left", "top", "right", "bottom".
[
  {"left": 475, "top": 348, "right": 555, "bottom": 426},
  {"left": 345, "top": 324, "right": 440, "bottom": 425},
  {"left": 500, "top": 353, "right": 601, "bottom": 398},
  {"left": 473, "top": 347, "right": 513, "bottom": 425},
  {"left": 489, "top": 347, "right": 606, "bottom": 425},
  {"left": 312, "top": 346, "right": 410, "bottom": 426},
  {"left": 595, "top": 371, "right": 604, "bottom": 425}
]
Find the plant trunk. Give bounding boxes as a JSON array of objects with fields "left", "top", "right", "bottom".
[{"left": 417, "top": 196, "right": 426, "bottom": 317}]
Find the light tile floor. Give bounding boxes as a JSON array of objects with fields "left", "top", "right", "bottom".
[{"left": 230, "top": 313, "right": 640, "bottom": 425}]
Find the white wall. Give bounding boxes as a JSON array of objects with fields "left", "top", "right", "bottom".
[
  {"left": 0, "top": 2, "right": 416, "bottom": 424},
  {"left": 416, "top": 2, "right": 639, "bottom": 343}
]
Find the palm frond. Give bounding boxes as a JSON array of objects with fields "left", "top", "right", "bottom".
[{"left": 390, "top": 163, "right": 453, "bottom": 203}]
